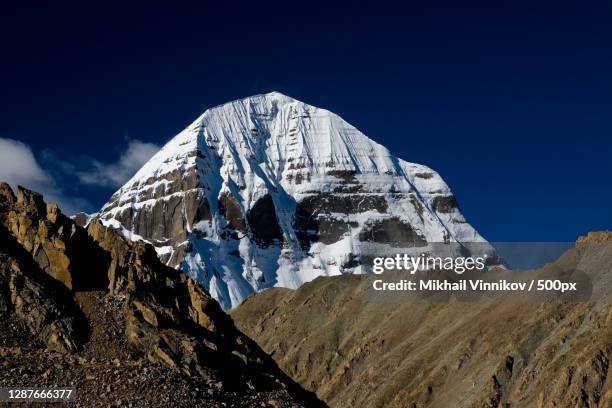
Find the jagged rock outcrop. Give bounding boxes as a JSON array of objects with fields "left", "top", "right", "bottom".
[
  {"left": 96, "top": 92, "right": 497, "bottom": 309},
  {"left": 85, "top": 218, "right": 299, "bottom": 384},
  {"left": 0, "top": 227, "right": 82, "bottom": 353},
  {"left": 232, "top": 234, "right": 612, "bottom": 407},
  {"left": 0, "top": 183, "right": 109, "bottom": 291},
  {"left": 0, "top": 183, "right": 325, "bottom": 407}
]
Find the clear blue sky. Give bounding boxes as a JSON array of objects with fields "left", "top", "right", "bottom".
[{"left": 1, "top": 1, "right": 610, "bottom": 241}]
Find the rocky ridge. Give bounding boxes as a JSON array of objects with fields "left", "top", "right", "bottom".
[
  {"left": 232, "top": 233, "right": 612, "bottom": 407},
  {"left": 0, "top": 183, "right": 324, "bottom": 407}
]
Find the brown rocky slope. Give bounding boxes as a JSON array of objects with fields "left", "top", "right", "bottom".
[
  {"left": 232, "top": 234, "right": 612, "bottom": 407},
  {"left": 0, "top": 183, "right": 325, "bottom": 407}
]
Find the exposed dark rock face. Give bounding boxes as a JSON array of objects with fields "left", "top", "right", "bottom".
[
  {"left": 100, "top": 167, "right": 206, "bottom": 254},
  {"left": 293, "top": 193, "right": 388, "bottom": 248},
  {"left": 408, "top": 194, "right": 426, "bottom": 223},
  {"left": 327, "top": 170, "right": 358, "bottom": 184},
  {"left": 109, "top": 190, "right": 212, "bottom": 253},
  {"left": 340, "top": 253, "right": 360, "bottom": 270},
  {"left": 358, "top": 217, "right": 427, "bottom": 247},
  {"left": 132, "top": 194, "right": 187, "bottom": 243},
  {"left": 0, "top": 183, "right": 325, "bottom": 407},
  {"left": 295, "top": 193, "right": 388, "bottom": 216},
  {"left": 219, "top": 192, "right": 246, "bottom": 232},
  {"left": 247, "top": 194, "right": 283, "bottom": 246},
  {"left": 104, "top": 169, "right": 200, "bottom": 207},
  {"left": 432, "top": 195, "right": 459, "bottom": 214},
  {"left": 185, "top": 189, "right": 212, "bottom": 225},
  {"left": 317, "top": 218, "right": 357, "bottom": 245},
  {"left": 294, "top": 210, "right": 356, "bottom": 249}
]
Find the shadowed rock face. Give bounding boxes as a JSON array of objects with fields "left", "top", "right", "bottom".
[
  {"left": 186, "top": 189, "right": 212, "bottom": 225},
  {"left": 219, "top": 192, "right": 246, "bottom": 233},
  {"left": 232, "top": 234, "right": 612, "bottom": 408},
  {"left": 293, "top": 193, "right": 386, "bottom": 249},
  {"left": 132, "top": 194, "right": 187, "bottom": 242},
  {"left": 247, "top": 194, "right": 283, "bottom": 246},
  {"left": 432, "top": 195, "right": 459, "bottom": 214},
  {"left": 0, "top": 183, "right": 325, "bottom": 407},
  {"left": 297, "top": 193, "right": 388, "bottom": 216},
  {"left": 358, "top": 217, "right": 427, "bottom": 247},
  {"left": 101, "top": 167, "right": 205, "bottom": 250}
]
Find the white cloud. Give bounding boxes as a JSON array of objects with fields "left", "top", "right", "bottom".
[
  {"left": 0, "top": 138, "right": 52, "bottom": 190},
  {"left": 78, "top": 140, "right": 159, "bottom": 188},
  {"left": 0, "top": 138, "right": 91, "bottom": 215},
  {"left": 0, "top": 137, "right": 160, "bottom": 216}
]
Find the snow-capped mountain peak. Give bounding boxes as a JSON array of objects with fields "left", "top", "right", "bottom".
[{"left": 99, "top": 92, "right": 493, "bottom": 309}]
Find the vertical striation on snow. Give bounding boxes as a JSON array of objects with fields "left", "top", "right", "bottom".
[{"left": 98, "top": 92, "right": 495, "bottom": 309}]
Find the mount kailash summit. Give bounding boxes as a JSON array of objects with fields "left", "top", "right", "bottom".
[{"left": 92, "top": 92, "right": 495, "bottom": 309}]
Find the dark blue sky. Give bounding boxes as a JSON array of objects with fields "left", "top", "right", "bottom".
[{"left": 1, "top": 1, "right": 611, "bottom": 241}]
